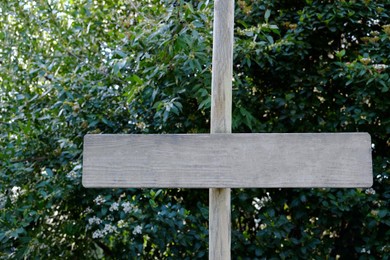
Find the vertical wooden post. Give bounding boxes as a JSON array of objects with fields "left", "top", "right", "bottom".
[{"left": 210, "top": 0, "right": 234, "bottom": 259}]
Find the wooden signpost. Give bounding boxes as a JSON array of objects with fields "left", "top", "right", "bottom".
[{"left": 83, "top": 0, "right": 373, "bottom": 259}]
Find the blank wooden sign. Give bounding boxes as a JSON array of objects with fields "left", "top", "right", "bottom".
[{"left": 82, "top": 133, "right": 372, "bottom": 188}]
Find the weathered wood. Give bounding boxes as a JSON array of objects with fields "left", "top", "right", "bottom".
[
  {"left": 210, "top": 0, "right": 233, "bottom": 135},
  {"left": 209, "top": 0, "right": 234, "bottom": 258},
  {"left": 209, "top": 188, "right": 231, "bottom": 259},
  {"left": 82, "top": 133, "right": 373, "bottom": 188}
]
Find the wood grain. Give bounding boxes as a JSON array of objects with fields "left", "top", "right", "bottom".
[
  {"left": 209, "top": 187, "right": 231, "bottom": 260},
  {"left": 210, "top": 0, "right": 234, "bottom": 135},
  {"left": 82, "top": 133, "right": 373, "bottom": 188},
  {"left": 209, "top": 0, "right": 235, "bottom": 258}
]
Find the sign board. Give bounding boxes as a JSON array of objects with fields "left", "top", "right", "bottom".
[{"left": 83, "top": 133, "right": 372, "bottom": 189}]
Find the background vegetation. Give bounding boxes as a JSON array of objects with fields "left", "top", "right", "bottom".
[{"left": 0, "top": 0, "right": 389, "bottom": 258}]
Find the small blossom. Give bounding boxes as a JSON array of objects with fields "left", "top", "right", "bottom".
[
  {"left": 88, "top": 216, "right": 102, "bottom": 225},
  {"left": 84, "top": 207, "right": 94, "bottom": 214},
  {"left": 252, "top": 193, "right": 272, "bottom": 210},
  {"left": 92, "top": 230, "right": 104, "bottom": 239},
  {"left": 117, "top": 220, "right": 126, "bottom": 228},
  {"left": 11, "top": 186, "right": 21, "bottom": 196},
  {"left": 122, "top": 201, "right": 133, "bottom": 213},
  {"left": 66, "top": 171, "right": 77, "bottom": 179},
  {"left": 372, "top": 64, "right": 388, "bottom": 73},
  {"left": 133, "top": 225, "right": 142, "bottom": 235},
  {"left": 103, "top": 224, "right": 118, "bottom": 235},
  {"left": 365, "top": 188, "right": 376, "bottom": 195},
  {"left": 109, "top": 202, "right": 119, "bottom": 212},
  {"left": 10, "top": 186, "right": 24, "bottom": 202},
  {"left": 93, "top": 195, "right": 106, "bottom": 205},
  {"left": 136, "top": 122, "right": 146, "bottom": 130}
]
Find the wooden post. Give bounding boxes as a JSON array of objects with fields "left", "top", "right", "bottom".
[{"left": 210, "top": 0, "right": 234, "bottom": 259}]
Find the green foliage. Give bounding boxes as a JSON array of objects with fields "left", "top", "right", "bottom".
[{"left": 1, "top": 0, "right": 389, "bottom": 259}]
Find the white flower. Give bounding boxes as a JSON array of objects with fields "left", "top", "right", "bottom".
[
  {"left": 109, "top": 202, "right": 119, "bottom": 212},
  {"left": 11, "top": 186, "right": 21, "bottom": 196},
  {"left": 92, "top": 230, "right": 104, "bottom": 239},
  {"left": 372, "top": 64, "right": 388, "bottom": 73},
  {"left": 66, "top": 171, "right": 77, "bottom": 179},
  {"left": 84, "top": 207, "right": 93, "bottom": 214},
  {"left": 103, "top": 224, "right": 117, "bottom": 235},
  {"left": 132, "top": 225, "right": 142, "bottom": 235},
  {"left": 88, "top": 216, "right": 102, "bottom": 225},
  {"left": 91, "top": 224, "right": 118, "bottom": 238},
  {"left": 117, "top": 220, "right": 126, "bottom": 228},
  {"left": 10, "top": 186, "right": 24, "bottom": 202},
  {"left": 93, "top": 195, "right": 106, "bottom": 205},
  {"left": 252, "top": 192, "right": 272, "bottom": 210},
  {"left": 365, "top": 188, "right": 376, "bottom": 195},
  {"left": 122, "top": 201, "right": 133, "bottom": 213}
]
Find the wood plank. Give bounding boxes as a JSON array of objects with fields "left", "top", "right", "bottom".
[
  {"left": 209, "top": 188, "right": 230, "bottom": 260},
  {"left": 210, "top": 0, "right": 233, "bottom": 135},
  {"left": 82, "top": 133, "right": 373, "bottom": 188},
  {"left": 209, "top": 0, "right": 235, "bottom": 258}
]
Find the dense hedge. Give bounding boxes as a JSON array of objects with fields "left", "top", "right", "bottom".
[{"left": 1, "top": 0, "right": 389, "bottom": 258}]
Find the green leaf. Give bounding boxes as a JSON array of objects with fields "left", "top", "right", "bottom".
[
  {"left": 266, "top": 35, "right": 274, "bottom": 44},
  {"left": 149, "top": 199, "right": 158, "bottom": 208},
  {"left": 264, "top": 9, "right": 271, "bottom": 22},
  {"left": 45, "top": 168, "right": 53, "bottom": 177},
  {"left": 378, "top": 209, "right": 388, "bottom": 218},
  {"left": 378, "top": 80, "right": 389, "bottom": 92}
]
